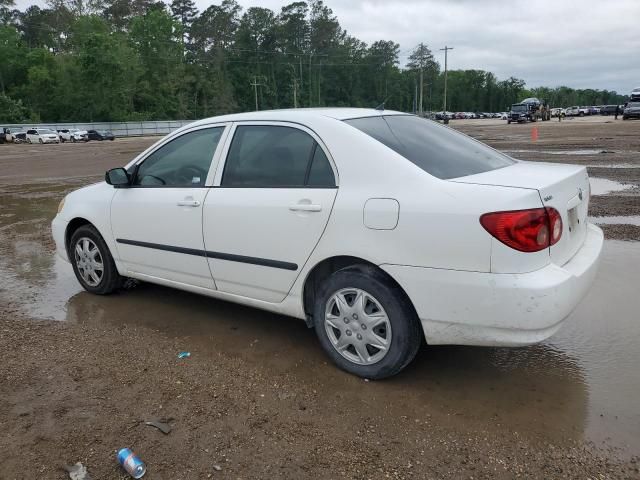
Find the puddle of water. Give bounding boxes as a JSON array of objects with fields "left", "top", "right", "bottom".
[
  {"left": 505, "top": 149, "right": 614, "bottom": 155},
  {"left": 589, "top": 216, "right": 640, "bottom": 226},
  {"left": 546, "top": 240, "right": 640, "bottom": 454},
  {"left": 589, "top": 177, "right": 635, "bottom": 195},
  {"left": 587, "top": 164, "right": 640, "bottom": 169}
]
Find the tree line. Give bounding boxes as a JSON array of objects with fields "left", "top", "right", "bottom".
[{"left": 0, "top": 0, "right": 628, "bottom": 123}]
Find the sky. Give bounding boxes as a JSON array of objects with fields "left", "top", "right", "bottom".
[{"left": 14, "top": 0, "right": 640, "bottom": 93}]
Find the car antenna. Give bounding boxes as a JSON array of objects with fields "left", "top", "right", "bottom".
[{"left": 375, "top": 94, "right": 392, "bottom": 111}]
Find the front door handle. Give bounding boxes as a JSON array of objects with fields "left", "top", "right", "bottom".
[
  {"left": 177, "top": 199, "right": 201, "bottom": 207},
  {"left": 289, "top": 203, "right": 322, "bottom": 212}
]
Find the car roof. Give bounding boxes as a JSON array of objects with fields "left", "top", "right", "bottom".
[{"left": 188, "top": 107, "right": 408, "bottom": 127}]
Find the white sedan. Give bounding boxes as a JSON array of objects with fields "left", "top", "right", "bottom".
[{"left": 52, "top": 108, "right": 603, "bottom": 378}]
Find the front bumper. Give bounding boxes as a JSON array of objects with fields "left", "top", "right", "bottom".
[
  {"left": 52, "top": 215, "right": 69, "bottom": 262},
  {"left": 382, "top": 223, "right": 604, "bottom": 347}
]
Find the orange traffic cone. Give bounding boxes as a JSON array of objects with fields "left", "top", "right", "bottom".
[{"left": 531, "top": 126, "right": 539, "bottom": 142}]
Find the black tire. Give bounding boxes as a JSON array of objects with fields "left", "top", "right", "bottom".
[
  {"left": 69, "top": 224, "right": 123, "bottom": 295},
  {"left": 39, "top": 138, "right": 43, "bottom": 144},
  {"left": 579, "top": 112, "right": 584, "bottom": 117},
  {"left": 313, "top": 265, "right": 422, "bottom": 379}
]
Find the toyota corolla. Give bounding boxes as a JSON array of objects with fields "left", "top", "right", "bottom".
[{"left": 52, "top": 108, "right": 603, "bottom": 379}]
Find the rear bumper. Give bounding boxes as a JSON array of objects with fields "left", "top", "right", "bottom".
[{"left": 381, "top": 223, "right": 604, "bottom": 347}]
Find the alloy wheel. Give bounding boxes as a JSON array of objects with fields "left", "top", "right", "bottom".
[
  {"left": 324, "top": 288, "right": 392, "bottom": 365},
  {"left": 74, "top": 237, "right": 104, "bottom": 287}
]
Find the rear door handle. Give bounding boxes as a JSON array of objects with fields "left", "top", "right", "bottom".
[
  {"left": 289, "top": 203, "right": 322, "bottom": 212},
  {"left": 177, "top": 200, "right": 201, "bottom": 207}
]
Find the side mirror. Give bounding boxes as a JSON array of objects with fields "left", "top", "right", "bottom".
[{"left": 105, "top": 167, "right": 130, "bottom": 187}]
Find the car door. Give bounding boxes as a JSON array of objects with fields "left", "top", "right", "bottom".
[
  {"left": 111, "top": 125, "right": 228, "bottom": 289},
  {"left": 203, "top": 122, "right": 338, "bottom": 302}
]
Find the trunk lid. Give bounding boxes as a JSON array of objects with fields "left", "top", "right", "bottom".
[{"left": 450, "top": 161, "right": 590, "bottom": 266}]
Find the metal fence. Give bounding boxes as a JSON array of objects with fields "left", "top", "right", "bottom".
[{"left": 2, "top": 120, "right": 193, "bottom": 138}]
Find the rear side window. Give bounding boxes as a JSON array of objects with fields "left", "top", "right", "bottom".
[
  {"left": 306, "top": 145, "right": 336, "bottom": 187},
  {"left": 345, "top": 115, "right": 514, "bottom": 179},
  {"left": 222, "top": 125, "right": 335, "bottom": 188}
]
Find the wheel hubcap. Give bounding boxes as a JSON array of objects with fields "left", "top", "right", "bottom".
[
  {"left": 74, "top": 237, "right": 104, "bottom": 287},
  {"left": 324, "top": 288, "right": 392, "bottom": 365}
]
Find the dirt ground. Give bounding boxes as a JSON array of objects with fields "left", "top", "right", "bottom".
[{"left": 1, "top": 117, "right": 639, "bottom": 479}]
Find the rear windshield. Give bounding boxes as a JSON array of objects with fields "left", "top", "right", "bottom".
[{"left": 344, "top": 115, "right": 514, "bottom": 180}]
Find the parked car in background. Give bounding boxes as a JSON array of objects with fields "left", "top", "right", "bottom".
[
  {"left": 52, "top": 108, "right": 603, "bottom": 379},
  {"left": 578, "top": 106, "right": 590, "bottom": 116},
  {"left": 11, "top": 131, "right": 27, "bottom": 143},
  {"left": 588, "top": 106, "right": 600, "bottom": 115},
  {"left": 564, "top": 106, "right": 578, "bottom": 116},
  {"left": 26, "top": 128, "right": 60, "bottom": 144},
  {"left": 600, "top": 105, "right": 618, "bottom": 115},
  {"left": 623, "top": 102, "right": 640, "bottom": 120},
  {"left": 87, "top": 129, "right": 115, "bottom": 141},
  {"left": 551, "top": 108, "right": 565, "bottom": 117},
  {"left": 58, "top": 129, "right": 89, "bottom": 142}
]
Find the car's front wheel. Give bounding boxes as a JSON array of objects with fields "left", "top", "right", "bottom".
[
  {"left": 313, "top": 265, "right": 422, "bottom": 379},
  {"left": 69, "top": 225, "right": 123, "bottom": 295}
]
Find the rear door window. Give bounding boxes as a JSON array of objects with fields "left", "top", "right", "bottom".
[
  {"left": 345, "top": 115, "right": 514, "bottom": 179},
  {"left": 222, "top": 125, "right": 335, "bottom": 188}
]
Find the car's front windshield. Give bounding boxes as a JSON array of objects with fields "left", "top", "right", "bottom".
[
  {"left": 511, "top": 105, "right": 527, "bottom": 112},
  {"left": 628, "top": 102, "right": 640, "bottom": 108},
  {"left": 344, "top": 115, "right": 514, "bottom": 180}
]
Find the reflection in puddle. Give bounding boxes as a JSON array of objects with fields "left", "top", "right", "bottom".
[
  {"left": 589, "top": 216, "right": 640, "bottom": 226},
  {"left": 589, "top": 177, "right": 635, "bottom": 195}
]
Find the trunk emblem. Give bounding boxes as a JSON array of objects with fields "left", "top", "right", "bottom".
[{"left": 543, "top": 195, "right": 553, "bottom": 202}]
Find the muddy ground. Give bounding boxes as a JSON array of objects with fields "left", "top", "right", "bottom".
[{"left": 1, "top": 117, "right": 639, "bottom": 479}]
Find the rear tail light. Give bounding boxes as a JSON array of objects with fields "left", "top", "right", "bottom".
[{"left": 480, "top": 207, "right": 563, "bottom": 253}]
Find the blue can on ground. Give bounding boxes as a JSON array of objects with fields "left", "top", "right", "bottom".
[{"left": 117, "top": 448, "right": 146, "bottom": 478}]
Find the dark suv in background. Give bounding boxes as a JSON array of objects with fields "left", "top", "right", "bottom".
[{"left": 87, "top": 130, "right": 115, "bottom": 141}]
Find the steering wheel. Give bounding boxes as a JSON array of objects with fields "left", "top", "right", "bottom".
[{"left": 175, "top": 165, "right": 207, "bottom": 186}]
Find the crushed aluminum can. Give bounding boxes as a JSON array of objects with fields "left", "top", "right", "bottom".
[
  {"left": 117, "top": 448, "right": 146, "bottom": 478},
  {"left": 177, "top": 352, "right": 191, "bottom": 359}
]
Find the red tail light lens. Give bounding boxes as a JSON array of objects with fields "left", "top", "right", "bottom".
[{"left": 480, "top": 207, "right": 563, "bottom": 252}]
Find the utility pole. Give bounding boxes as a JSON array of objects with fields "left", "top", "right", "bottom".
[
  {"left": 292, "top": 77, "right": 299, "bottom": 108},
  {"left": 317, "top": 61, "right": 322, "bottom": 106},
  {"left": 250, "top": 76, "right": 266, "bottom": 111},
  {"left": 419, "top": 66, "right": 424, "bottom": 116},
  {"left": 309, "top": 52, "right": 313, "bottom": 107},
  {"left": 440, "top": 45, "right": 454, "bottom": 116}
]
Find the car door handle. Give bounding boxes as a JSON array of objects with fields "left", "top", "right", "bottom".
[
  {"left": 289, "top": 203, "right": 322, "bottom": 212},
  {"left": 177, "top": 200, "right": 201, "bottom": 207}
]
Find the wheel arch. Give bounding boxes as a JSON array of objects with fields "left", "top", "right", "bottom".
[
  {"left": 64, "top": 217, "right": 97, "bottom": 258},
  {"left": 301, "top": 255, "right": 419, "bottom": 328}
]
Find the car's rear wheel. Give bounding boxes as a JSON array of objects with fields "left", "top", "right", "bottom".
[
  {"left": 38, "top": 138, "right": 43, "bottom": 144},
  {"left": 69, "top": 225, "right": 123, "bottom": 295},
  {"left": 313, "top": 265, "right": 422, "bottom": 379}
]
